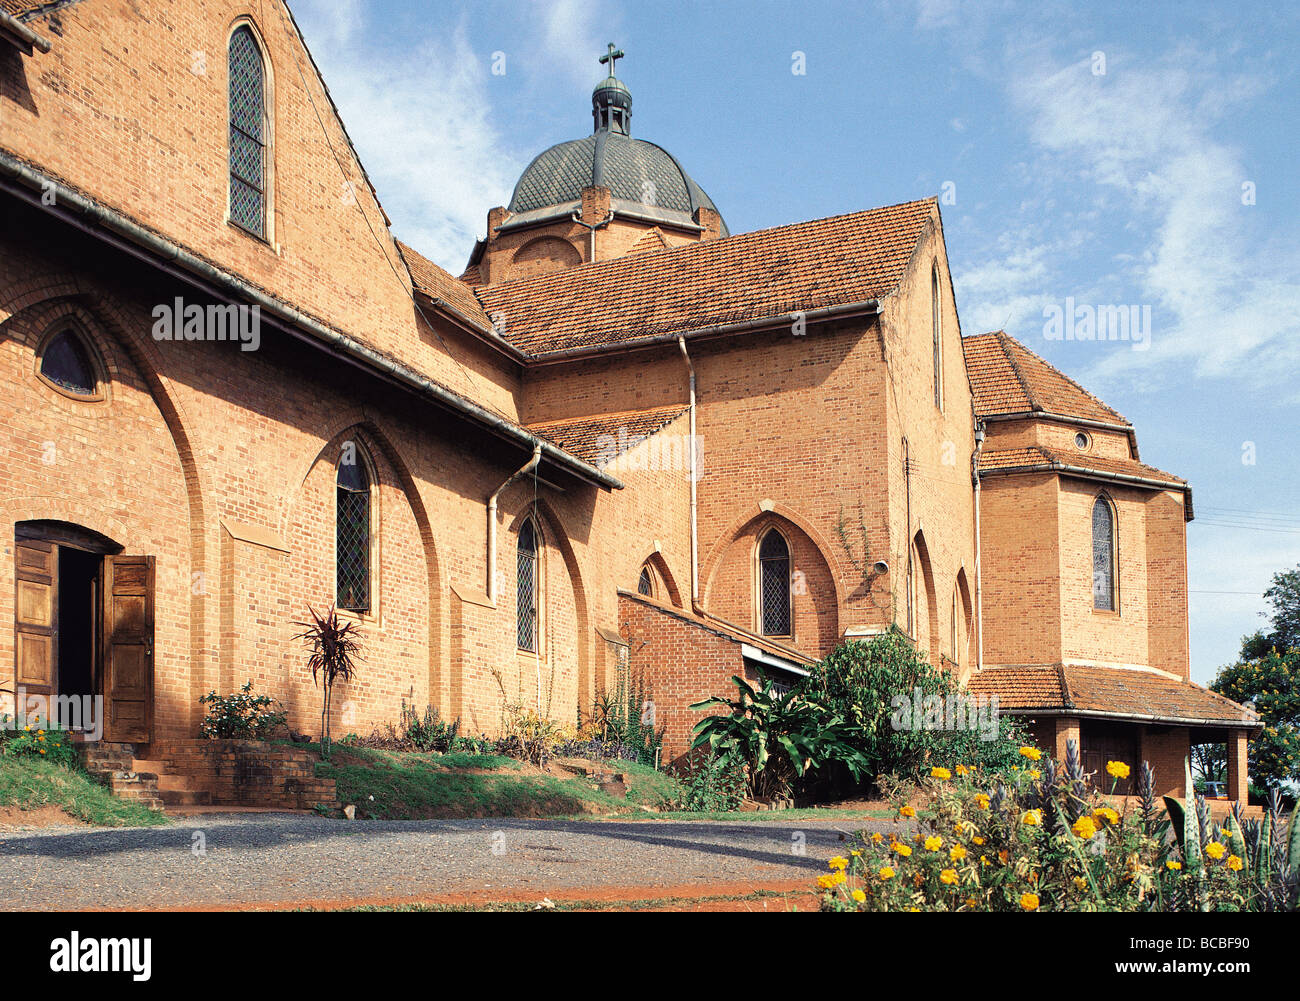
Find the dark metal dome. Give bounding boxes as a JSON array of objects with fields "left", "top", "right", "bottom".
[
  {"left": 507, "top": 133, "right": 729, "bottom": 236},
  {"left": 505, "top": 46, "right": 728, "bottom": 236}
]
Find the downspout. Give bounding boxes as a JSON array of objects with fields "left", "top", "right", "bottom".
[
  {"left": 678, "top": 336, "right": 700, "bottom": 612},
  {"left": 569, "top": 208, "right": 615, "bottom": 263},
  {"left": 972, "top": 421, "right": 986, "bottom": 673},
  {"left": 487, "top": 445, "right": 541, "bottom": 604}
]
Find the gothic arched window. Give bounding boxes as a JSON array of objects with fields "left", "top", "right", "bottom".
[
  {"left": 229, "top": 25, "right": 268, "bottom": 237},
  {"left": 38, "top": 328, "right": 101, "bottom": 398},
  {"left": 758, "top": 528, "right": 792, "bottom": 637},
  {"left": 517, "top": 518, "right": 539, "bottom": 652},
  {"left": 1092, "top": 496, "right": 1117, "bottom": 611},
  {"left": 637, "top": 565, "right": 653, "bottom": 597},
  {"left": 932, "top": 264, "right": 943, "bottom": 410},
  {"left": 336, "top": 446, "right": 372, "bottom": 612}
]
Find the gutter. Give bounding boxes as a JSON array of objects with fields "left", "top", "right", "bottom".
[
  {"left": 0, "top": 11, "right": 52, "bottom": 55},
  {"left": 996, "top": 706, "right": 1263, "bottom": 730},
  {"left": 979, "top": 410, "right": 1141, "bottom": 458},
  {"left": 0, "top": 150, "right": 621, "bottom": 491},
  {"left": 528, "top": 300, "right": 883, "bottom": 366},
  {"left": 978, "top": 459, "right": 1193, "bottom": 519}
]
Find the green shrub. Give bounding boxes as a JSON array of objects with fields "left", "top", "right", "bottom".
[
  {"left": 676, "top": 751, "right": 747, "bottom": 812},
  {"left": 396, "top": 702, "right": 461, "bottom": 752},
  {"left": 198, "top": 681, "right": 287, "bottom": 740},
  {"left": 0, "top": 718, "right": 79, "bottom": 767}
]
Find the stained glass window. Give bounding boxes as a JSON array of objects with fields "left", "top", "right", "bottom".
[
  {"left": 1092, "top": 497, "right": 1116, "bottom": 611},
  {"left": 229, "top": 26, "right": 266, "bottom": 237},
  {"left": 517, "top": 519, "right": 538, "bottom": 651},
  {"left": 759, "top": 529, "right": 791, "bottom": 636},
  {"left": 638, "top": 566, "right": 653, "bottom": 596},
  {"left": 40, "top": 330, "right": 97, "bottom": 396},
  {"left": 336, "top": 451, "right": 370, "bottom": 612}
]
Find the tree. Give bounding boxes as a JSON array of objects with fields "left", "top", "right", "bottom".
[
  {"left": 293, "top": 605, "right": 363, "bottom": 760},
  {"left": 1240, "top": 563, "right": 1300, "bottom": 657},
  {"left": 1210, "top": 647, "right": 1300, "bottom": 793}
]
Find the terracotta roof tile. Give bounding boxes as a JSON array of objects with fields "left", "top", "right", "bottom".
[
  {"left": 476, "top": 198, "right": 937, "bottom": 356},
  {"left": 0, "top": 0, "right": 70, "bottom": 18},
  {"left": 969, "top": 665, "right": 1259, "bottom": 728},
  {"left": 963, "top": 331, "right": 1129, "bottom": 425},
  {"left": 397, "top": 241, "right": 493, "bottom": 331},
  {"left": 526, "top": 404, "right": 690, "bottom": 467},
  {"left": 979, "top": 445, "right": 1186, "bottom": 488}
]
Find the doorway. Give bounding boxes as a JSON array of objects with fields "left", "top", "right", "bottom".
[{"left": 13, "top": 521, "right": 154, "bottom": 743}]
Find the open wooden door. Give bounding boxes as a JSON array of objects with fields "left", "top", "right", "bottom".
[
  {"left": 14, "top": 539, "right": 57, "bottom": 713},
  {"left": 101, "top": 555, "right": 154, "bottom": 743}
]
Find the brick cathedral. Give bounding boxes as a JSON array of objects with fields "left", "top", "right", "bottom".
[{"left": 0, "top": 1, "right": 1259, "bottom": 802}]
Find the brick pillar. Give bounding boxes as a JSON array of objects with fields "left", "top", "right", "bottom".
[
  {"left": 694, "top": 206, "right": 722, "bottom": 240},
  {"left": 1054, "top": 716, "right": 1080, "bottom": 764},
  {"left": 1226, "top": 728, "right": 1249, "bottom": 805}
]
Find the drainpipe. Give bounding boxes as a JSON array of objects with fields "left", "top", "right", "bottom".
[
  {"left": 487, "top": 445, "right": 541, "bottom": 603},
  {"left": 678, "top": 336, "right": 700, "bottom": 611},
  {"left": 569, "top": 208, "right": 615, "bottom": 263},
  {"left": 972, "top": 422, "right": 986, "bottom": 673}
]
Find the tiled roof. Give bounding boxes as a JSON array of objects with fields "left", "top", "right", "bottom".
[
  {"left": 963, "top": 331, "right": 1129, "bottom": 425},
  {"left": 979, "top": 445, "right": 1186, "bottom": 487},
  {"left": 968, "top": 665, "right": 1260, "bottom": 728},
  {"left": 396, "top": 241, "right": 493, "bottom": 331},
  {"left": 619, "top": 590, "right": 815, "bottom": 667},
  {"left": 475, "top": 198, "right": 937, "bottom": 357},
  {"left": 526, "top": 404, "right": 689, "bottom": 467},
  {"left": 628, "top": 227, "right": 670, "bottom": 255},
  {"left": 0, "top": 0, "right": 72, "bottom": 19}
]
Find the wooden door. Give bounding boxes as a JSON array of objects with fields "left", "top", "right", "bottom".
[
  {"left": 101, "top": 555, "right": 154, "bottom": 743},
  {"left": 14, "top": 540, "right": 57, "bottom": 715}
]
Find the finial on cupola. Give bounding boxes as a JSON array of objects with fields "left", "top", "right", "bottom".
[{"left": 592, "top": 42, "right": 632, "bottom": 135}]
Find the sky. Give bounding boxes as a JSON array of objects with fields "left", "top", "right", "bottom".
[{"left": 288, "top": 0, "right": 1300, "bottom": 684}]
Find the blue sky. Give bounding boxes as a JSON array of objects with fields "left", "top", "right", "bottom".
[{"left": 290, "top": 0, "right": 1300, "bottom": 683}]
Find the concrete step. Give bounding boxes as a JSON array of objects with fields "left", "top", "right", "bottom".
[{"left": 156, "top": 774, "right": 199, "bottom": 792}]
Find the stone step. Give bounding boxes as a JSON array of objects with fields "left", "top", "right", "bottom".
[
  {"left": 159, "top": 788, "right": 211, "bottom": 807},
  {"left": 156, "top": 774, "right": 200, "bottom": 792}
]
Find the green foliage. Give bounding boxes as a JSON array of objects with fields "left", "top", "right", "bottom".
[
  {"left": 690, "top": 676, "right": 870, "bottom": 801},
  {"left": 0, "top": 748, "right": 167, "bottom": 827},
  {"left": 0, "top": 718, "right": 79, "bottom": 766},
  {"left": 798, "top": 635, "right": 1029, "bottom": 787},
  {"left": 293, "top": 604, "right": 364, "bottom": 759},
  {"left": 394, "top": 702, "right": 460, "bottom": 753},
  {"left": 1210, "top": 646, "right": 1300, "bottom": 791},
  {"left": 590, "top": 670, "right": 665, "bottom": 768},
  {"left": 676, "top": 751, "right": 747, "bottom": 812},
  {"left": 1256, "top": 563, "right": 1300, "bottom": 653},
  {"left": 198, "top": 681, "right": 287, "bottom": 740}
]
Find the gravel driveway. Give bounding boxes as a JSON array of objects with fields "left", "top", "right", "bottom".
[{"left": 0, "top": 813, "right": 889, "bottom": 910}]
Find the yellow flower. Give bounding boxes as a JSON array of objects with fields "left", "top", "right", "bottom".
[
  {"left": 850, "top": 849, "right": 863, "bottom": 856},
  {"left": 931, "top": 766, "right": 952, "bottom": 780},
  {"left": 37, "top": 735, "right": 45, "bottom": 742},
  {"left": 1073, "top": 877, "right": 1088, "bottom": 890},
  {"left": 1019, "top": 892, "right": 1040, "bottom": 912},
  {"left": 899, "top": 805, "right": 916, "bottom": 818},
  {"left": 964, "top": 896, "right": 978, "bottom": 908},
  {"left": 1094, "top": 807, "right": 1119, "bottom": 826},
  {"left": 924, "top": 835, "right": 943, "bottom": 851},
  {"left": 973, "top": 836, "right": 985, "bottom": 846},
  {"left": 831, "top": 871, "right": 847, "bottom": 886},
  {"left": 870, "top": 832, "right": 883, "bottom": 844},
  {"left": 1072, "top": 816, "right": 1098, "bottom": 840},
  {"left": 1019, "top": 746, "right": 1042, "bottom": 761},
  {"left": 38, "top": 749, "right": 46, "bottom": 755},
  {"left": 1205, "top": 841, "right": 1226, "bottom": 861},
  {"left": 950, "top": 844, "right": 967, "bottom": 862},
  {"left": 1166, "top": 860, "right": 1182, "bottom": 871},
  {"left": 1021, "top": 809, "right": 1043, "bottom": 827},
  {"left": 940, "top": 868, "right": 958, "bottom": 885},
  {"left": 980, "top": 855, "right": 988, "bottom": 866},
  {"left": 816, "top": 873, "right": 837, "bottom": 890},
  {"left": 878, "top": 866, "right": 896, "bottom": 880},
  {"left": 975, "top": 793, "right": 990, "bottom": 810},
  {"left": 955, "top": 764, "right": 968, "bottom": 776},
  {"left": 1106, "top": 760, "right": 1130, "bottom": 779},
  {"left": 851, "top": 889, "right": 866, "bottom": 903},
  {"left": 893, "top": 843, "right": 912, "bottom": 858},
  {"left": 37, "top": 729, "right": 44, "bottom": 736},
  {"left": 1028, "top": 769, "right": 1040, "bottom": 780},
  {"left": 828, "top": 856, "right": 848, "bottom": 871},
  {"left": 1227, "top": 855, "right": 1244, "bottom": 872}
]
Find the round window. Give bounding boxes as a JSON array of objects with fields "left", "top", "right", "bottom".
[{"left": 1074, "top": 431, "right": 1091, "bottom": 451}]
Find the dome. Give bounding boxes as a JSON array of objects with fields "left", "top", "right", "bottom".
[
  {"left": 504, "top": 47, "right": 728, "bottom": 237},
  {"left": 507, "top": 133, "right": 730, "bottom": 237}
]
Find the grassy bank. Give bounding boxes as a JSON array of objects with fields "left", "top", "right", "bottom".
[
  {"left": 0, "top": 754, "right": 169, "bottom": 828},
  {"left": 311, "top": 743, "right": 682, "bottom": 820}
]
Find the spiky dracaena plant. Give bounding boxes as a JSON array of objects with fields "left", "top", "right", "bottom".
[
  {"left": 1063, "top": 739, "right": 1088, "bottom": 822},
  {"left": 293, "top": 605, "right": 363, "bottom": 760},
  {"left": 1135, "top": 760, "right": 1159, "bottom": 836}
]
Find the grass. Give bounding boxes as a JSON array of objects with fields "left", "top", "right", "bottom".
[
  {"left": 310, "top": 743, "right": 682, "bottom": 820},
  {"left": 0, "top": 753, "right": 169, "bottom": 828}
]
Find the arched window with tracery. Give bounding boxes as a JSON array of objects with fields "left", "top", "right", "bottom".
[
  {"left": 1092, "top": 496, "right": 1117, "bottom": 611},
  {"left": 758, "top": 528, "right": 792, "bottom": 637},
  {"left": 229, "top": 25, "right": 268, "bottom": 237},
  {"left": 336, "top": 445, "right": 373, "bottom": 612},
  {"left": 517, "top": 518, "right": 539, "bottom": 651}
]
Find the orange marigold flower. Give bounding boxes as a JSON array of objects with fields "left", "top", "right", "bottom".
[{"left": 1019, "top": 892, "right": 1040, "bottom": 911}]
